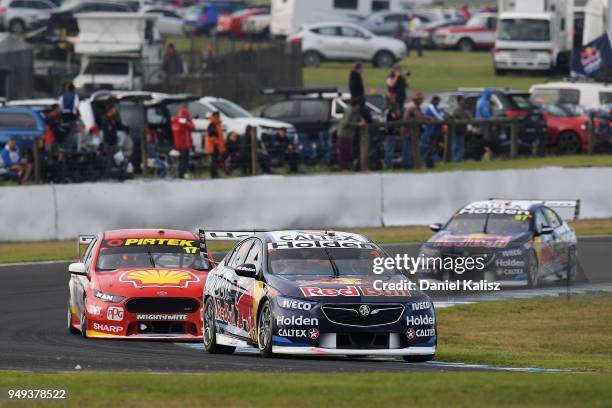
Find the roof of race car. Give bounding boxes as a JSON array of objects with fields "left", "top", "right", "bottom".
[{"left": 101, "top": 229, "right": 197, "bottom": 240}]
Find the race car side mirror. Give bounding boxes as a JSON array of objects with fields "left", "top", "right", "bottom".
[
  {"left": 68, "top": 262, "right": 88, "bottom": 277},
  {"left": 540, "top": 226, "right": 554, "bottom": 235},
  {"left": 235, "top": 263, "right": 258, "bottom": 279},
  {"left": 429, "top": 223, "right": 442, "bottom": 232}
]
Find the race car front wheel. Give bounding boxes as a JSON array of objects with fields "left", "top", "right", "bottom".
[
  {"left": 202, "top": 297, "right": 235, "bottom": 354},
  {"left": 79, "top": 303, "right": 88, "bottom": 338},
  {"left": 257, "top": 300, "right": 273, "bottom": 357}
]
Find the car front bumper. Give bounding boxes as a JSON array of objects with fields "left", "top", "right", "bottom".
[{"left": 272, "top": 345, "right": 435, "bottom": 356}]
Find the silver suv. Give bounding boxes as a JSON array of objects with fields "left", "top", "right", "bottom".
[{"left": 0, "top": 0, "right": 56, "bottom": 34}]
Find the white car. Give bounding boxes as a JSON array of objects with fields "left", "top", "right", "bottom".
[
  {"left": 165, "top": 96, "right": 297, "bottom": 152},
  {"left": 144, "top": 7, "right": 185, "bottom": 37},
  {"left": 288, "top": 22, "right": 407, "bottom": 67},
  {"left": 529, "top": 81, "right": 612, "bottom": 112},
  {"left": 0, "top": 0, "right": 56, "bottom": 33},
  {"left": 242, "top": 12, "right": 270, "bottom": 36}
]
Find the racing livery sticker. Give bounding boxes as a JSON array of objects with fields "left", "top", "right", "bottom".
[{"left": 120, "top": 269, "right": 200, "bottom": 288}]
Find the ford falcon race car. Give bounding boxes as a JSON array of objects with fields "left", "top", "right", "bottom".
[
  {"left": 420, "top": 199, "right": 579, "bottom": 287},
  {"left": 201, "top": 230, "right": 436, "bottom": 361},
  {"left": 67, "top": 229, "right": 213, "bottom": 340}
]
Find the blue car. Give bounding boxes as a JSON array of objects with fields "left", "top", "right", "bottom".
[{"left": 0, "top": 108, "right": 46, "bottom": 150}]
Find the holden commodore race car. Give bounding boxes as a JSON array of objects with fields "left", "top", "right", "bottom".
[
  {"left": 419, "top": 199, "right": 579, "bottom": 287},
  {"left": 200, "top": 230, "right": 436, "bottom": 361},
  {"left": 67, "top": 229, "right": 213, "bottom": 340}
]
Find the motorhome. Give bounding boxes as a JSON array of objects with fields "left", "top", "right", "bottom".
[
  {"left": 72, "top": 13, "right": 163, "bottom": 93},
  {"left": 270, "top": 0, "right": 406, "bottom": 37},
  {"left": 493, "top": 0, "right": 574, "bottom": 74}
]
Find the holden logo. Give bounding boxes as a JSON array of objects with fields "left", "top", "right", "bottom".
[
  {"left": 406, "top": 328, "right": 416, "bottom": 340},
  {"left": 308, "top": 328, "right": 319, "bottom": 340},
  {"left": 157, "top": 291, "right": 168, "bottom": 296},
  {"left": 358, "top": 305, "right": 371, "bottom": 316}
]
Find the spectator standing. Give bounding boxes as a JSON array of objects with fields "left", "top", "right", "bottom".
[
  {"left": 171, "top": 106, "right": 195, "bottom": 179},
  {"left": 407, "top": 14, "right": 424, "bottom": 58},
  {"left": 450, "top": 95, "right": 472, "bottom": 162},
  {"left": 386, "top": 64, "right": 408, "bottom": 109},
  {"left": 383, "top": 92, "right": 402, "bottom": 169},
  {"left": 475, "top": 88, "right": 494, "bottom": 160},
  {"left": 58, "top": 82, "right": 79, "bottom": 122},
  {"left": 207, "top": 111, "right": 226, "bottom": 178},
  {"left": 349, "top": 63, "right": 365, "bottom": 102},
  {"left": 422, "top": 96, "right": 445, "bottom": 168},
  {"left": 461, "top": 5, "right": 471, "bottom": 19},
  {"left": 1, "top": 138, "right": 32, "bottom": 184},
  {"left": 337, "top": 99, "right": 364, "bottom": 171},
  {"left": 272, "top": 128, "right": 293, "bottom": 166},
  {"left": 224, "top": 131, "right": 240, "bottom": 173},
  {"left": 400, "top": 92, "right": 426, "bottom": 168},
  {"left": 162, "top": 43, "right": 184, "bottom": 77},
  {"left": 394, "top": 18, "right": 406, "bottom": 41},
  {"left": 101, "top": 104, "right": 123, "bottom": 178}
]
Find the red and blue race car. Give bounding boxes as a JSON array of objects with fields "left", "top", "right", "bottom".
[{"left": 67, "top": 229, "right": 213, "bottom": 340}]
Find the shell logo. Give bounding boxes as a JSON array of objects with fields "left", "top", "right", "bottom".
[{"left": 120, "top": 269, "right": 200, "bottom": 288}]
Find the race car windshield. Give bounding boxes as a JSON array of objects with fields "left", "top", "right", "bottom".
[
  {"left": 96, "top": 246, "right": 210, "bottom": 271},
  {"left": 268, "top": 247, "right": 391, "bottom": 276},
  {"left": 445, "top": 213, "right": 531, "bottom": 235}
]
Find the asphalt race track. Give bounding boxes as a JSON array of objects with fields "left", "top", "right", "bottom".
[{"left": 0, "top": 238, "right": 610, "bottom": 373}]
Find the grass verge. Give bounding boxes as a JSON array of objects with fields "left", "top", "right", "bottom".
[
  {"left": 304, "top": 50, "right": 553, "bottom": 91},
  {"left": 2, "top": 218, "right": 611, "bottom": 264},
  {"left": 0, "top": 371, "right": 610, "bottom": 407},
  {"left": 437, "top": 293, "right": 612, "bottom": 371}
]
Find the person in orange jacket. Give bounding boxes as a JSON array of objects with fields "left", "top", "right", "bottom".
[
  {"left": 207, "top": 111, "right": 226, "bottom": 178},
  {"left": 171, "top": 106, "right": 195, "bottom": 178}
]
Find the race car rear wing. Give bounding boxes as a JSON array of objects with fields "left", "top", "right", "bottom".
[
  {"left": 488, "top": 198, "right": 581, "bottom": 221},
  {"left": 197, "top": 229, "right": 262, "bottom": 261},
  {"left": 77, "top": 235, "right": 96, "bottom": 259}
]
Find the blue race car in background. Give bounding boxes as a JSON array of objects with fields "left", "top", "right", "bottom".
[
  {"left": 420, "top": 199, "right": 579, "bottom": 287},
  {"left": 200, "top": 230, "right": 436, "bottom": 362}
]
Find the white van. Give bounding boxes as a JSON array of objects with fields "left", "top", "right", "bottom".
[{"left": 529, "top": 81, "right": 612, "bottom": 110}]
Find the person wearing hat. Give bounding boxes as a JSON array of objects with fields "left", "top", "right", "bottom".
[
  {"left": 171, "top": 106, "right": 195, "bottom": 178},
  {"left": 386, "top": 64, "right": 408, "bottom": 109}
]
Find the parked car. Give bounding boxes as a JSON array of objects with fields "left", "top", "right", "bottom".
[
  {"left": 535, "top": 102, "right": 601, "bottom": 154},
  {"left": 242, "top": 11, "right": 270, "bottom": 37},
  {"left": 358, "top": 10, "right": 434, "bottom": 37},
  {"left": 0, "top": 107, "right": 45, "bottom": 150},
  {"left": 47, "top": 0, "right": 136, "bottom": 37},
  {"left": 0, "top": 0, "right": 56, "bottom": 34},
  {"left": 433, "top": 12, "right": 497, "bottom": 51},
  {"left": 217, "top": 6, "right": 269, "bottom": 37},
  {"left": 529, "top": 81, "right": 612, "bottom": 112},
  {"left": 182, "top": 1, "right": 245, "bottom": 34},
  {"left": 144, "top": 7, "right": 185, "bottom": 37},
  {"left": 289, "top": 22, "right": 406, "bottom": 67},
  {"left": 422, "top": 18, "right": 467, "bottom": 48}
]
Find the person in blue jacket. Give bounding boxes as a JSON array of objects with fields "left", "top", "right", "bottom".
[
  {"left": 1, "top": 138, "right": 32, "bottom": 184},
  {"left": 475, "top": 88, "right": 494, "bottom": 159},
  {"left": 421, "top": 95, "right": 444, "bottom": 168}
]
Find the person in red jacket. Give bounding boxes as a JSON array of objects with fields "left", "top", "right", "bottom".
[{"left": 171, "top": 106, "right": 195, "bottom": 178}]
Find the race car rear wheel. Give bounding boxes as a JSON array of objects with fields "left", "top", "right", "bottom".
[
  {"left": 403, "top": 354, "right": 435, "bottom": 363},
  {"left": 527, "top": 250, "right": 539, "bottom": 288},
  {"left": 202, "top": 297, "right": 235, "bottom": 354},
  {"left": 257, "top": 300, "right": 274, "bottom": 357},
  {"left": 67, "top": 305, "right": 79, "bottom": 335}
]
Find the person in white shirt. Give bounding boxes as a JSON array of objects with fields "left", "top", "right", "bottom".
[{"left": 408, "top": 14, "right": 424, "bottom": 58}]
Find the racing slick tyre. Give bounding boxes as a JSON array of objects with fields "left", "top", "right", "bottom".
[
  {"left": 527, "top": 250, "right": 539, "bottom": 288},
  {"left": 67, "top": 305, "right": 79, "bottom": 335},
  {"left": 202, "top": 297, "right": 236, "bottom": 354},
  {"left": 257, "top": 300, "right": 274, "bottom": 358},
  {"left": 403, "top": 354, "right": 435, "bottom": 363}
]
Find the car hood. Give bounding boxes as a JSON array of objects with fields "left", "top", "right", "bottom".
[
  {"left": 426, "top": 231, "right": 532, "bottom": 249},
  {"left": 94, "top": 268, "right": 206, "bottom": 298},
  {"left": 266, "top": 274, "right": 428, "bottom": 303}
]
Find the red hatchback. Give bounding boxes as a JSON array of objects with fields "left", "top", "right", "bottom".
[
  {"left": 67, "top": 229, "right": 213, "bottom": 340},
  {"left": 217, "top": 7, "right": 269, "bottom": 37},
  {"left": 538, "top": 103, "right": 594, "bottom": 154}
]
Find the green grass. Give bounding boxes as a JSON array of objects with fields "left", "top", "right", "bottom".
[
  {"left": 1, "top": 218, "right": 612, "bottom": 264},
  {"left": 0, "top": 371, "right": 610, "bottom": 407},
  {"left": 304, "top": 50, "right": 554, "bottom": 91},
  {"left": 437, "top": 293, "right": 612, "bottom": 371}
]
